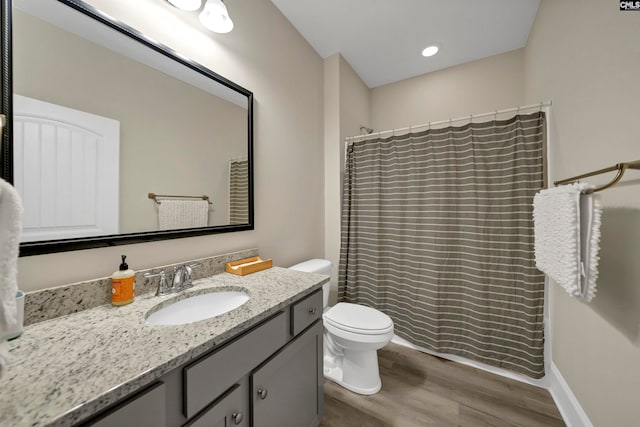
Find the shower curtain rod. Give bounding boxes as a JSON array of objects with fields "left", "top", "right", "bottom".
[{"left": 344, "top": 101, "right": 552, "bottom": 142}]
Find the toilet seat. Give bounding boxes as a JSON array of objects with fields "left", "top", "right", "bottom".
[{"left": 324, "top": 303, "right": 393, "bottom": 335}]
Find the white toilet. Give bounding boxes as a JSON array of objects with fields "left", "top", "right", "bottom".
[{"left": 289, "top": 259, "right": 394, "bottom": 395}]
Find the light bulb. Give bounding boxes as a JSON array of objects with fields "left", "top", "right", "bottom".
[
  {"left": 167, "top": 0, "right": 202, "bottom": 12},
  {"left": 199, "top": 0, "right": 234, "bottom": 33}
]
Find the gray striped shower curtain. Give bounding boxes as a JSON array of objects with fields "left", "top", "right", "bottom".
[
  {"left": 338, "top": 112, "right": 546, "bottom": 378},
  {"left": 229, "top": 159, "right": 249, "bottom": 224}
]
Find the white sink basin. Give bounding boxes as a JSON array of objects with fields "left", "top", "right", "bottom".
[{"left": 146, "top": 291, "right": 249, "bottom": 325}]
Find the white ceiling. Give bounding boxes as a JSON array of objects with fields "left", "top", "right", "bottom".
[{"left": 270, "top": 0, "right": 540, "bottom": 88}]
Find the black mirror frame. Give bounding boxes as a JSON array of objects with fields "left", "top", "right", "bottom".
[{"left": 0, "top": 0, "right": 254, "bottom": 257}]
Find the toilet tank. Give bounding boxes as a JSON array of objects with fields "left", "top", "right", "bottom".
[{"left": 289, "top": 259, "right": 332, "bottom": 308}]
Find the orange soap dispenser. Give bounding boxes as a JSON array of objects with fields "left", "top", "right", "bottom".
[{"left": 112, "top": 254, "right": 135, "bottom": 306}]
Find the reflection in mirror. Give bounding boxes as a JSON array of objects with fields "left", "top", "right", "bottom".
[{"left": 3, "top": 0, "right": 253, "bottom": 254}]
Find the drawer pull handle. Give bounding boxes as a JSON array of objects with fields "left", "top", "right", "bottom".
[
  {"left": 257, "top": 388, "right": 268, "bottom": 399},
  {"left": 308, "top": 307, "right": 317, "bottom": 315},
  {"left": 232, "top": 412, "right": 243, "bottom": 425}
]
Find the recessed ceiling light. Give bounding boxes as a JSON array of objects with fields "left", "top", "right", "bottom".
[{"left": 422, "top": 45, "right": 439, "bottom": 57}]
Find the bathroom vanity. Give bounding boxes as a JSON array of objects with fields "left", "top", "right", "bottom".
[
  {"left": 90, "top": 292, "right": 323, "bottom": 427},
  {"left": 0, "top": 266, "right": 327, "bottom": 427}
]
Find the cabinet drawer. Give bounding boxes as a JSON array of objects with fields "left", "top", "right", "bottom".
[
  {"left": 291, "top": 290, "right": 322, "bottom": 336},
  {"left": 87, "top": 382, "right": 165, "bottom": 427},
  {"left": 184, "top": 384, "right": 246, "bottom": 427},
  {"left": 183, "top": 311, "right": 288, "bottom": 418}
]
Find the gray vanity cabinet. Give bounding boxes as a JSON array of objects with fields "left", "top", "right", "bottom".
[
  {"left": 81, "top": 289, "right": 323, "bottom": 427},
  {"left": 252, "top": 321, "right": 323, "bottom": 427}
]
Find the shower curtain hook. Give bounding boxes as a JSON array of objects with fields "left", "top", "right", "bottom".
[{"left": 517, "top": 105, "right": 521, "bottom": 115}]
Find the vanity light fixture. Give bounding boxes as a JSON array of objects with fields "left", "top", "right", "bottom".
[
  {"left": 167, "top": 0, "right": 202, "bottom": 12},
  {"left": 422, "top": 45, "right": 439, "bottom": 57},
  {"left": 199, "top": 0, "right": 234, "bottom": 33}
]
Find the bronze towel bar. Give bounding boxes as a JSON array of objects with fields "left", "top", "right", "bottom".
[
  {"left": 148, "top": 192, "right": 213, "bottom": 205},
  {"left": 554, "top": 160, "right": 640, "bottom": 192}
]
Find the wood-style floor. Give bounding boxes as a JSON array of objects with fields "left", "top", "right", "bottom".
[{"left": 320, "top": 343, "right": 565, "bottom": 427}]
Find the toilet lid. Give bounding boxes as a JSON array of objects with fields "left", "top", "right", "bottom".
[{"left": 324, "top": 303, "right": 393, "bottom": 335}]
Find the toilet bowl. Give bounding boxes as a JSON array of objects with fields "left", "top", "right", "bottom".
[{"left": 289, "top": 259, "right": 394, "bottom": 395}]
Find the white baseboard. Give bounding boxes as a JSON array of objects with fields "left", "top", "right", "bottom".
[{"left": 548, "top": 362, "right": 593, "bottom": 427}]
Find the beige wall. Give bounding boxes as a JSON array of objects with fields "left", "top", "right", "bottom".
[
  {"left": 323, "top": 54, "right": 341, "bottom": 301},
  {"left": 339, "top": 57, "right": 372, "bottom": 159},
  {"left": 17, "top": 0, "right": 324, "bottom": 291},
  {"left": 323, "top": 54, "right": 370, "bottom": 302},
  {"left": 525, "top": 0, "right": 640, "bottom": 425},
  {"left": 371, "top": 49, "right": 525, "bottom": 131},
  {"left": 14, "top": 10, "right": 247, "bottom": 232}
]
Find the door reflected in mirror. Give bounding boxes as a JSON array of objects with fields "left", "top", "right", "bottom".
[{"left": 3, "top": 0, "right": 253, "bottom": 254}]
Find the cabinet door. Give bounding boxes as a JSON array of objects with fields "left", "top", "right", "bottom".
[
  {"left": 86, "top": 382, "right": 165, "bottom": 427},
  {"left": 184, "top": 383, "right": 247, "bottom": 427},
  {"left": 252, "top": 321, "right": 323, "bottom": 427}
]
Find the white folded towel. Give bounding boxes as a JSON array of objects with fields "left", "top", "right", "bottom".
[
  {"left": 158, "top": 199, "right": 209, "bottom": 230},
  {"left": 0, "top": 178, "right": 23, "bottom": 378},
  {"left": 533, "top": 183, "right": 602, "bottom": 302}
]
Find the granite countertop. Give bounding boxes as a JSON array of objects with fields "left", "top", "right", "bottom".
[{"left": 0, "top": 267, "right": 327, "bottom": 427}]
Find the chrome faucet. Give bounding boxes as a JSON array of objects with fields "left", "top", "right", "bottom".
[
  {"left": 144, "top": 270, "right": 171, "bottom": 296},
  {"left": 144, "top": 262, "right": 200, "bottom": 296},
  {"left": 172, "top": 264, "right": 197, "bottom": 291}
]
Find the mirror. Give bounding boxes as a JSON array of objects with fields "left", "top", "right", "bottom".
[{"left": 0, "top": 0, "right": 254, "bottom": 256}]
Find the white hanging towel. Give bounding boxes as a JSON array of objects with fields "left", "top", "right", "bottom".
[
  {"left": 0, "top": 178, "right": 23, "bottom": 378},
  {"left": 158, "top": 200, "right": 209, "bottom": 230},
  {"left": 533, "top": 183, "right": 602, "bottom": 302}
]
